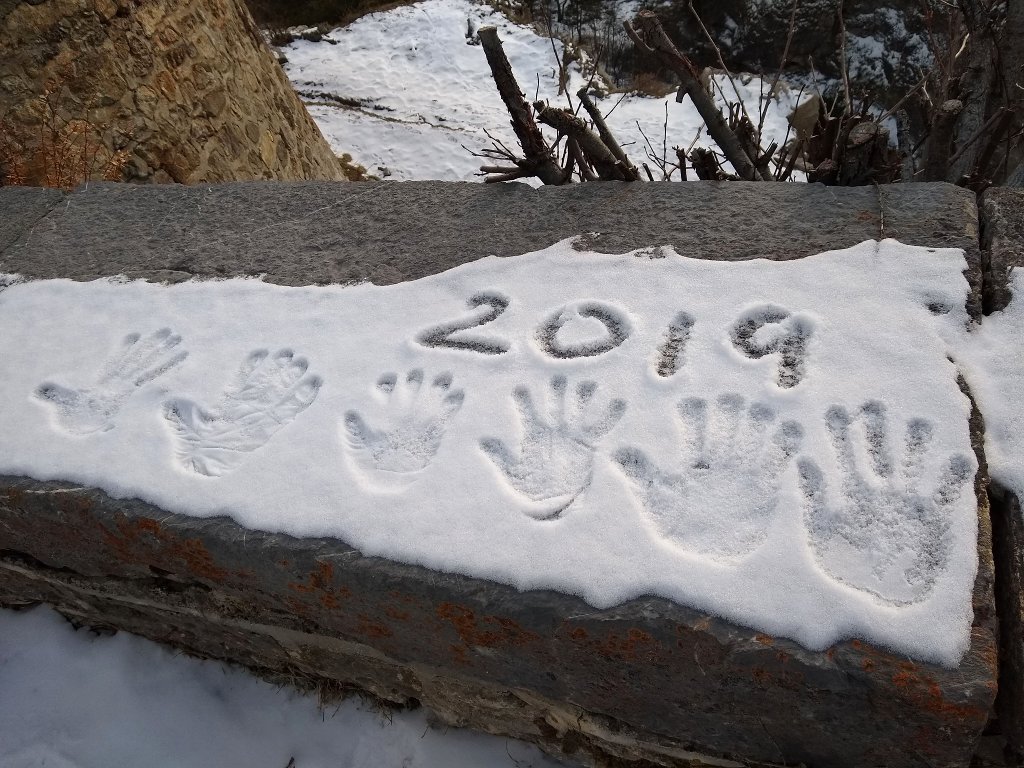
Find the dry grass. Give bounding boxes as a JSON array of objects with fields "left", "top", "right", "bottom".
[
  {"left": 624, "top": 71, "right": 677, "bottom": 99},
  {"left": 0, "top": 73, "right": 131, "bottom": 190},
  {"left": 338, "top": 151, "right": 376, "bottom": 180}
]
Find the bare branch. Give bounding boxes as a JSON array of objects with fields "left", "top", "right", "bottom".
[
  {"left": 758, "top": 0, "right": 800, "bottom": 147},
  {"left": 777, "top": 138, "right": 804, "bottom": 181},
  {"left": 484, "top": 169, "right": 530, "bottom": 183},
  {"left": 687, "top": 4, "right": 754, "bottom": 129},
  {"left": 624, "top": 12, "right": 770, "bottom": 181},
  {"left": 676, "top": 146, "right": 688, "bottom": 179},
  {"left": 622, "top": 19, "right": 654, "bottom": 53},
  {"left": 948, "top": 106, "right": 1011, "bottom": 169},
  {"left": 479, "top": 164, "right": 523, "bottom": 174},
  {"left": 875, "top": 73, "right": 930, "bottom": 125},
  {"left": 577, "top": 87, "right": 640, "bottom": 179},
  {"left": 545, "top": 11, "right": 573, "bottom": 108},
  {"left": 837, "top": 0, "right": 851, "bottom": 115},
  {"left": 567, "top": 136, "right": 597, "bottom": 180}
]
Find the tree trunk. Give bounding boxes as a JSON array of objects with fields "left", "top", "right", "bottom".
[
  {"left": 533, "top": 102, "right": 627, "bottom": 180},
  {"left": 925, "top": 99, "right": 964, "bottom": 181},
  {"left": 478, "top": 26, "right": 565, "bottom": 185},
  {"left": 1000, "top": 0, "right": 1024, "bottom": 182},
  {"left": 0, "top": 0, "right": 347, "bottom": 186}
]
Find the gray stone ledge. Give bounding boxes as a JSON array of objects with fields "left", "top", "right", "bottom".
[
  {"left": 0, "top": 185, "right": 64, "bottom": 255},
  {"left": 0, "top": 180, "right": 982, "bottom": 315}
]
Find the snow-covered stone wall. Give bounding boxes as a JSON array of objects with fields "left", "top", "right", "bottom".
[{"left": 0, "top": 180, "right": 1019, "bottom": 768}]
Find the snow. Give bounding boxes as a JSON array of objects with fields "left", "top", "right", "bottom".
[
  {"left": 0, "top": 606, "right": 568, "bottom": 768},
  {"left": 283, "top": 0, "right": 805, "bottom": 181},
  {"left": 843, "top": 8, "right": 933, "bottom": 88},
  {"left": 0, "top": 239, "right": 981, "bottom": 665},
  {"left": 955, "top": 270, "right": 1024, "bottom": 503}
]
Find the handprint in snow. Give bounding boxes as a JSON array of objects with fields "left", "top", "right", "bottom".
[
  {"left": 36, "top": 328, "right": 188, "bottom": 435},
  {"left": 163, "top": 349, "right": 321, "bottom": 477},
  {"left": 344, "top": 369, "right": 465, "bottom": 477},
  {"left": 613, "top": 394, "right": 803, "bottom": 561},
  {"left": 798, "top": 402, "right": 973, "bottom": 605},
  {"left": 480, "top": 376, "right": 626, "bottom": 520}
]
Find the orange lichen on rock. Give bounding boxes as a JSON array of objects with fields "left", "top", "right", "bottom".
[{"left": 436, "top": 602, "right": 540, "bottom": 656}]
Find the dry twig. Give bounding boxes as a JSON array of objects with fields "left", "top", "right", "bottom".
[{"left": 624, "top": 11, "right": 770, "bottom": 181}]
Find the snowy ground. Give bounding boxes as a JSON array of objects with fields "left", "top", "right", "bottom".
[
  {"left": 0, "top": 606, "right": 569, "bottom": 768},
  {"left": 282, "top": 0, "right": 805, "bottom": 181},
  {"left": 0, "top": 3, "right": 812, "bottom": 763}
]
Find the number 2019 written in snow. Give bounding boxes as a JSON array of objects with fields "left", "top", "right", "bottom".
[{"left": 415, "top": 293, "right": 812, "bottom": 389}]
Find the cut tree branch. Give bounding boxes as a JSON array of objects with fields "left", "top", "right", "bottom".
[
  {"left": 576, "top": 87, "right": 640, "bottom": 180},
  {"left": 478, "top": 26, "right": 565, "bottom": 185},
  {"left": 534, "top": 101, "right": 629, "bottom": 180}
]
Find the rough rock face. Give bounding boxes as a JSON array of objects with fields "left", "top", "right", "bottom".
[
  {"left": 0, "top": 0, "right": 347, "bottom": 184},
  {"left": 982, "top": 188, "right": 1024, "bottom": 312}
]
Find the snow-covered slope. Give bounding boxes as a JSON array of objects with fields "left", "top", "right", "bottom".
[
  {"left": 0, "top": 607, "right": 568, "bottom": 768},
  {"left": 283, "top": 0, "right": 803, "bottom": 181}
]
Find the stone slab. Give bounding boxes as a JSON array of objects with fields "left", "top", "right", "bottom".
[
  {"left": 0, "top": 180, "right": 983, "bottom": 315},
  {"left": 0, "top": 185, "right": 64, "bottom": 255},
  {"left": 0, "top": 180, "right": 999, "bottom": 767},
  {"left": 981, "top": 188, "right": 1024, "bottom": 313}
]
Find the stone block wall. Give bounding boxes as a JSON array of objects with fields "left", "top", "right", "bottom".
[{"left": 0, "top": 0, "right": 347, "bottom": 185}]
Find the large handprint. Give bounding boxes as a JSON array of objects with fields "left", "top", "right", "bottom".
[
  {"left": 36, "top": 328, "right": 188, "bottom": 435},
  {"left": 798, "top": 402, "right": 973, "bottom": 605},
  {"left": 613, "top": 394, "right": 803, "bottom": 561},
  {"left": 344, "top": 369, "right": 465, "bottom": 478},
  {"left": 163, "top": 349, "right": 321, "bottom": 477},
  {"left": 480, "top": 375, "right": 625, "bottom": 520}
]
